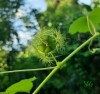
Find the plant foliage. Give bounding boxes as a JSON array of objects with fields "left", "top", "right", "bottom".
[
  {"left": 0, "top": 77, "right": 36, "bottom": 94},
  {"left": 69, "top": 8, "right": 100, "bottom": 34}
]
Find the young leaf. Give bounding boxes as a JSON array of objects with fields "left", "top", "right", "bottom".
[
  {"left": 6, "top": 77, "right": 36, "bottom": 94},
  {"left": 0, "top": 92, "right": 7, "bottom": 94},
  {"left": 69, "top": 8, "right": 100, "bottom": 34},
  {"left": 90, "top": 7, "right": 100, "bottom": 15},
  {"left": 89, "top": 14, "right": 100, "bottom": 29},
  {"left": 69, "top": 16, "right": 88, "bottom": 34}
]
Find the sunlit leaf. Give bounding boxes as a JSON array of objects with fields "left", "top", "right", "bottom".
[
  {"left": 69, "top": 17, "right": 88, "bottom": 34},
  {"left": 69, "top": 8, "right": 100, "bottom": 34},
  {"left": 6, "top": 77, "right": 36, "bottom": 94},
  {"left": 0, "top": 92, "right": 7, "bottom": 94}
]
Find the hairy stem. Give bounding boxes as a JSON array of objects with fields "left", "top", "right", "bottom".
[
  {"left": 50, "top": 52, "right": 58, "bottom": 63},
  {"left": 61, "top": 33, "right": 99, "bottom": 64},
  {"left": 0, "top": 67, "right": 56, "bottom": 74},
  {"left": 33, "top": 33, "right": 100, "bottom": 94}
]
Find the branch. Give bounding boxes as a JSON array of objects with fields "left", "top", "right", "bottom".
[
  {"left": 33, "top": 33, "right": 100, "bottom": 94},
  {"left": 0, "top": 66, "right": 56, "bottom": 74}
]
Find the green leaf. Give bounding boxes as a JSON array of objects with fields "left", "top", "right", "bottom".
[
  {"left": 88, "top": 15, "right": 100, "bottom": 29},
  {"left": 6, "top": 77, "right": 36, "bottom": 94},
  {"left": 69, "top": 8, "right": 100, "bottom": 34},
  {"left": 69, "top": 16, "right": 88, "bottom": 34},
  {"left": 90, "top": 7, "right": 100, "bottom": 15},
  {"left": 0, "top": 92, "right": 7, "bottom": 94}
]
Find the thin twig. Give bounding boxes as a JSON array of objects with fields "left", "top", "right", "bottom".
[
  {"left": 33, "top": 33, "right": 100, "bottom": 94},
  {"left": 86, "top": 15, "right": 96, "bottom": 35},
  {"left": 50, "top": 52, "right": 58, "bottom": 63},
  {"left": 0, "top": 66, "right": 56, "bottom": 74}
]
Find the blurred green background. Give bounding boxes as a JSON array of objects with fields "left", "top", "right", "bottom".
[{"left": 0, "top": 0, "right": 100, "bottom": 94}]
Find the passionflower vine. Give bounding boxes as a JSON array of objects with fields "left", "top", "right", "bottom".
[{"left": 28, "top": 28, "right": 65, "bottom": 63}]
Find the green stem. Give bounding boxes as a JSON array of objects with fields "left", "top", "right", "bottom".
[
  {"left": 61, "top": 33, "right": 99, "bottom": 65},
  {"left": 50, "top": 52, "right": 58, "bottom": 63},
  {"left": 0, "top": 66, "right": 56, "bottom": 74},
  {"left": 86, "top": 15, "right": 93, "bottom": 35},
  {"left": 33, "top": 33, "right": 100, "bottom": 94},
  {"left": 33, "top": 66, "right": 60, "bottom": 94}
]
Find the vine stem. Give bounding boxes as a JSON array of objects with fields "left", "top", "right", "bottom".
[
  {"left": 50, "top": 52, "right": 58, "bottom": 63},
  {"left": 0, "top": 67, "right": 56, "bottom": 74},
  {"left": 33, "top": 33, "right": 100, "bottom": 94}
]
